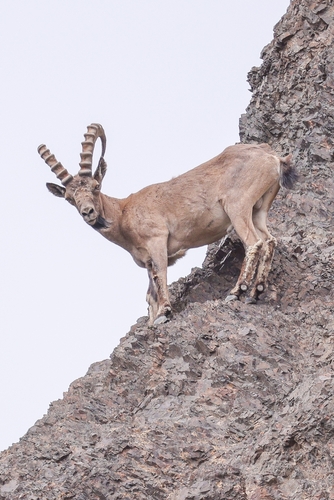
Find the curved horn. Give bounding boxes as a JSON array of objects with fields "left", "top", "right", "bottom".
[
  {"left": 37, "top": 145, "right": 73, "bottom": 186},
  {"left": 79, "top": 123, "right": 106, "bottom": 177}
]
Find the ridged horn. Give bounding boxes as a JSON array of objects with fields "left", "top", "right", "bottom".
[
  {"left": 79, "top": 123, "right": 106, "bottom": 177},
  {"left": 37, "top": 145, "right": 73, "bottom": 186}
]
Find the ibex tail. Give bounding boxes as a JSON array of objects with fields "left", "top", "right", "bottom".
[{"left": 279, "top": 154, "right": 298, "bottom": 189}]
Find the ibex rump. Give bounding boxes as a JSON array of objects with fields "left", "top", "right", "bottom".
[{"left": 38, "top": 124, "right": 296, "bottom": 325}]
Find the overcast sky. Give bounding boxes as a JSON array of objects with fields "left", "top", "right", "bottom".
[{"left": 0, "top": 0, "right": 290, "bottom": 452}]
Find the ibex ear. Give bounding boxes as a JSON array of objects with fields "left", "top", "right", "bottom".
[
  {"left": 93, "top": 157, "right": 107, "bottom": 184},
  {"left": 46, "top": 182, "right": 66, "bottom": 198}
]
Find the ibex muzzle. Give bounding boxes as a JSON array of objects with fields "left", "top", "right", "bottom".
[
  {"left": 38, "top": 123, "right": 297, "bottom": 325},
  {"left": 77, "top": 193, "right": 99, "bottom": 225},
  {"left": 81, "top": 205, "right": 96, "bottom": 223}
]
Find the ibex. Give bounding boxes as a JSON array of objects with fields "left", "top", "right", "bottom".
[{"left": 38, "top": 123, "right": 296, "bottom": 325}]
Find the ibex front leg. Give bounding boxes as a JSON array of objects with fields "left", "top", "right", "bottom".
[{"left": 146, "top": 247, "right": 172, "bottom": 326}]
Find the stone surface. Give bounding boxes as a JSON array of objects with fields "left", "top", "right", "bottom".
[{"left": 1, "top": 0, "right": 334, "bottom": 498}]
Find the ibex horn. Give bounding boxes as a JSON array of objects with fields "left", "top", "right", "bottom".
[
  {"left": 79, "top": 123, "right": 106, "bottom": 177},
  {"left": 37, "top": 145, "right": 73, "bottom": 186}
]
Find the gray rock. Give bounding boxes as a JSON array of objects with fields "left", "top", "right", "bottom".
[{"left": 1, "top": 0, "right": 334, "bottom": 498}]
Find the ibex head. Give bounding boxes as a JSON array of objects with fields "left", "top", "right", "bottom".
[{"left": 38, "top": 123, "right": 110, "bottom": 229}]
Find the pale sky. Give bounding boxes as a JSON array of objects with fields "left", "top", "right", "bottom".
[{"left": 0, "top": 0, "right": 290, "bottom": 451}]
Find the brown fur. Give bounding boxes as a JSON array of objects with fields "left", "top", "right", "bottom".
[{"left": 39, "top": 124, "right": 296, "bottom": 325}]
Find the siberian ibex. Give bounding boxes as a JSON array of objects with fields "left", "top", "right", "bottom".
[{"left": 38, "top": 123, "right": 296, "bottom": 325}]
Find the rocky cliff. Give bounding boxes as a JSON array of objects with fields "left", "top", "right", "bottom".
[{"left": 1, "top": 0, "right": 334, "bottom": 498}]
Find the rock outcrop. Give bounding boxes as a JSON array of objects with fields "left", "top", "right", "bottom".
[{"left": 1, "top": 0, "right": 334, "bottom": 498}]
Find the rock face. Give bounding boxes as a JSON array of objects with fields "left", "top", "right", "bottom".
[{"left": 1, "top": 0, "right": 334, "bottom": 498}]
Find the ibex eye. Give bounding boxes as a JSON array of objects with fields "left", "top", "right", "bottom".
[{"left": 95, "top": 184, "right": 100, "bottom": 191}]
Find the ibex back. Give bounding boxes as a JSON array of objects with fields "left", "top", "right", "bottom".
[{"left": 38, "top": 123, "right": 296, "bottom": 325}]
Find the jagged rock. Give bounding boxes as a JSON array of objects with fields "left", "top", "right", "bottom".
[{"left": 1, "top": 0, "right": 334, "bottom": 498}]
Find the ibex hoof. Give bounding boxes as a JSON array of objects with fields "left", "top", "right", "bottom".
[
  {"left": 225, "top": 294, "right": 239, "bottom": 303},
  {"left": 245, "top": 296, "right": 257, "bottom": 304},
  {"left": 240, "top": 284, "right": 248, "bottom": 292},
  {"left": 153, "top": 314, "right": 170, "bottom": 325},
  {"left": 256, "top": 284, "right": 264, "bottom": 292}
]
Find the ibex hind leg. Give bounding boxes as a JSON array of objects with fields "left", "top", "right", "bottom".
[
  {"left": 225, "top": 212, "right": 263, "bottom": 301},
  {"left": 224, "top": 207, "right": 263, "bottom": 302},
  {"left": 247, "top": 236, "right": 277, "bottom": 302},
  {"left": 248, "top": 192, "right": 279, "bottom": 302},
  {"left": 227, "top": 240, "right": 264, "bottom": 302}
]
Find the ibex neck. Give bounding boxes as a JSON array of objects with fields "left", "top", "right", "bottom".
[{"left": 97, "top": 193, "right": 124, "bottom": 245}]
